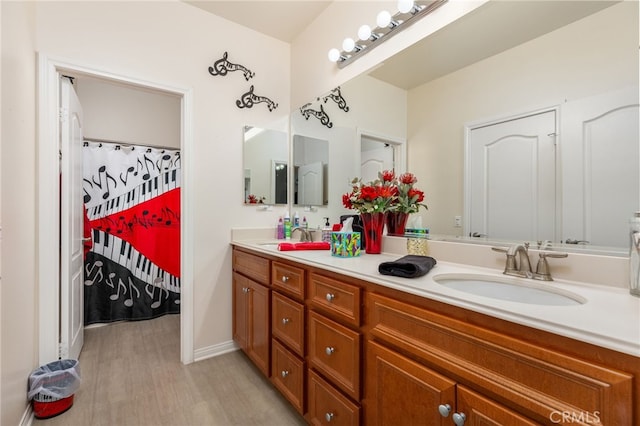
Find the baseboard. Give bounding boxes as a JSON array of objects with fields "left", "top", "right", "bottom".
[
  {"left": 193, "top": 340, "right": 239, "bottom": 362},
  {"left": 19, "top": 403, "right": 33, "bottom": 426}
]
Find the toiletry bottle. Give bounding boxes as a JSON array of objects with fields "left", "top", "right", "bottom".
[
  {"left": 284, "top": 211, "right": 292, "bottom": 240},
  {"left": 630, "top": 211, "right": 640, "bottom": 297},
  {"left": 322, "top": 217, "right": 331, "bottom": 243},
  {"left": 302, "top": 216, "right": 308, "bottom": 229},
  {"left": 277, "top": 217, "right": 284, "bottom": 240},
  {"left": 294, "top": 211, "right": 300, "bottom": 227}
]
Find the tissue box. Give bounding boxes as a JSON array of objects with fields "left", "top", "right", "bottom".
[{"left": 331, "top": 232, "right": 361, "bottom": 257}]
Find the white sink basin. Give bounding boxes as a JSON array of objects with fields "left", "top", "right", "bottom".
[{"left": 433, "top": 273, "right": 586, "bottom": 306}]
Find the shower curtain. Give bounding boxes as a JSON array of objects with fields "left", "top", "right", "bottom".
[{"left": 82, "top": 141, "right": 181, "bottom": 324}]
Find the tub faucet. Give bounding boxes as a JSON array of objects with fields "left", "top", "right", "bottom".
[{"left": 291, "top": 227, "right": 312, "bottom": 242}]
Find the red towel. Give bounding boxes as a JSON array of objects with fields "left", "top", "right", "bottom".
[{"left": 277, "top": 242, "right": 330, "bottom": 251}]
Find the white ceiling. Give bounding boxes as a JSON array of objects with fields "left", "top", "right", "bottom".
[
  {"left": 184, "top": 1, "right": 332, "bottom": 43},
  {"left": 184, "top": 1, "right": 618, "bottom": 90}
]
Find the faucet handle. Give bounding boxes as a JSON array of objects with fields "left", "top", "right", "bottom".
[
  {"left": 491, "top": 247, "right": 508, "bottom": 254},
  {"left": 534, "top": 251, "right": 568, "bottom": 281}
]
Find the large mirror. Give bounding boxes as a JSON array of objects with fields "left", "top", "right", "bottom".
[
  {"left": 243, "top": 126, "right": 288, "bottom": 205},
  {"left": 294, "top": 1, "right": 639, "bottom": 255},
  {"left": 293, "top": 134, "right": 329, "bottom": 206}
]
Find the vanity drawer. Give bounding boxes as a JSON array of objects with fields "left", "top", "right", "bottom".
[
  {"left": 271, "top": 339, "right": 305, "bottom": 415},
  {"left": 233, "top": 249, "right": 270, "bottom": 285},
  {"left": 272, "top": 261, "right": 305, "bottom": 300},
  {"left": 308, "top": 311, "right": 361, "bottom": 401},
  {"left": 308, "top": 369, "right": 360, "bottom": 426},
  {"left": 309, "top": 273, "right": 361, "bottom": 326},
  {"left": 272, "top": 292, "right": 305, "bottom": 356}
]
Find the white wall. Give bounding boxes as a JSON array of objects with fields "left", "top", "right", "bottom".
[
  {"left": 1, "top": 2, "right": 38, "bottom": 424},
  {"left": 2, "top": 2, "right": 290, "bottom": 423},
  {"left": 74, "top": 76, "right": 181, "bottom": 149},
  {"left": 407, "top": 2, "right": 639, "bottom": 236}
]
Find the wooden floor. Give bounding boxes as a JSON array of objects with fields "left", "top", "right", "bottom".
[{"left": 37, "top": 315, "right": 306, "bottom": 426}]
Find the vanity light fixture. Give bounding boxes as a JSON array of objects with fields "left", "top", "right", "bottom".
[{"left": 328, "top": 0, "right": 447, "bottom": 68}]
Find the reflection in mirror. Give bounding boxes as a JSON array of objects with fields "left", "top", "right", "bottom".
[
  {"left": 243, "top": 126, "right": 288, "bottom": 205},
  {"left": 293, "top": 135, "right": 328, "bottom": 206},
  {"left": 295, "top": 1, "right": 638, "bottom": 255},
  {"left": 360, "top": 135, "right": 396, "bottom": 183}
]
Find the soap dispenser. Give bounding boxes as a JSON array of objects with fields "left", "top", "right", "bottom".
[{"left": 322, "top": 217, "right": 332, "bottom": 243}]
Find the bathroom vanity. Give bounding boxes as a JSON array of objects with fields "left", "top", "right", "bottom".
[{"left": 231, "top": 239, "right": 639, "bottom": 425}]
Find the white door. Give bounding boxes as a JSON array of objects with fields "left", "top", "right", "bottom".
[
  {"left": 298, "top": 161, "right": 323, "bottom": 205},
  {"left": 466, "top": 110, "right": 557, "bottom": 241},
  {"left": 361, "top": 140, "right": 394, "bottom": 183},
  {"left": 60, "top": 77, "right": 84, "bottom": 360},
  {"left": 561, "top": 87, "right": 639, "bottom": 248}
]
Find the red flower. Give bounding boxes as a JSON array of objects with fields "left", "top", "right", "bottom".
[
  {"left": 377, "top": 185, "right": 394, "bottom": 199},
  {"left": 408, "top": 188, "right": 425, "bottom": 203},
  {"left": 342, "top": 193, "right": 353, "bottom": 209},
  {"left": 360, "top": 185, "right": 378, "bottom": 201},
  {"left": 381, "top": 170, "right": 396, "bottom": 183},
  {"left": 399, "top": 172, "right": 417, "bottom": 185}
]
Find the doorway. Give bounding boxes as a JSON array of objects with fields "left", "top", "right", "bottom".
[
  {"left": 37, "top": 54, "right": 194, "bottom": 365},
  {"left": 358, "top": 130, "right": 407, "bottom": 182}
]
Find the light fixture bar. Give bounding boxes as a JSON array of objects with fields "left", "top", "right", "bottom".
[{"left": 333, "top": 0, "right": 447, "bottom": 69}]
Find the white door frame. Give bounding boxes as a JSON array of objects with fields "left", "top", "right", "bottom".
[
  {"left": 356, "top": 128, "right": 407, "bottom": 175},
  {"left": 37, "top": 53, "right": 194, "bottom": 364}
]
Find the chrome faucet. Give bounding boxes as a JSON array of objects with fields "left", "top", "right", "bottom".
[
  {"left": 291, "top": 227, "right": 313, "bottom": 242},
  {"left": 493, "top": 242, "right": 568, "bottom": 281}
]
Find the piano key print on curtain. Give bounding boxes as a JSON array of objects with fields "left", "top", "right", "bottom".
[{"left": 82, "top": 141, "right": 181, "bottom": 324}]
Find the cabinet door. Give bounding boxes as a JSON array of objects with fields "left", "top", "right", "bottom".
[
  {"left": 232, "top": 272, "right": 249, "bottom": 351},
  {"left": 456, "top": 385, "right": 541, "bottom": 426},
  {"left": 248, "top": 278, "right": 271, "bottom": 377},
  {"left": 365, "top": 341, "right": 456, "bottom": 426}
]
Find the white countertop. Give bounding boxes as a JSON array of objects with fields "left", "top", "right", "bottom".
[{"left": 232, "top": 240, "right": 640, "bottom": 358}]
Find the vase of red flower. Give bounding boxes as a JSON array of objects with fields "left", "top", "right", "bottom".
[
  {"left": 342, "top": 170, "right": 396, "bottom": 254},
  {"left": 386, "top": 172, "right": 428, "bottom": 235}
]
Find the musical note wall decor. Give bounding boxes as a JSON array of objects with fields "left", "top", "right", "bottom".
[
  {"left": 300, "top": 103, "right": 333, "bottom": 128},
  {"left": 236, "top": 85, "right": 279, "bottom": 112},
  {"left": 208, "top": 51, "right": 255, "bottom": 81},
  {"left": 320, "top": 86, "right": 350, "bottom": 112}
]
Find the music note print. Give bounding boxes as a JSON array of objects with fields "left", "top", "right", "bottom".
[
  {"left": 84, "top": 260, "right": 104, "bottom": 286},
  {"left": 146, "top": 277, "right": 169, "bottom": 309},
  {"left": 92, "top": 165, "right": 118, "bottom": 199},
  {"left": 123, "top": 277, "right": 140, "bottom": 308},
  {"left": 109, "top": 277, "right": 127, "bottom": 301},
  {"left": 120, "top": 166, "right": 135, "bottom": 185}
]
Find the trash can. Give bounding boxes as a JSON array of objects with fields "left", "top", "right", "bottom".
[{"left": 28, "top": 359, "right": 81, "bottom": 419}]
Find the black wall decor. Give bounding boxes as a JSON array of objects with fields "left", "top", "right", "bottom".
[
  {"left": 300, "top": 103, "right": 333, "bottom": 128},
  {"left": 236, "top": 85, "right": 279, "bottom": 112},
  {"left": 320, "top": 86, "right": 349, "bottom": 112},
  {"left": 208, "top": 51, "right": 255, "bottom": 81}
]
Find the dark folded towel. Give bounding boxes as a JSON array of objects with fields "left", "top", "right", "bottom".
[{"left": 378, "top": 255, "right": 437, "bottom": 278}]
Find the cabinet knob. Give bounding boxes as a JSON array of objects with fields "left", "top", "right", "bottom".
[
  {"left": 325, "top": 293, "right": 335, "bottom": 302},
  {"left": 242, "top": 287, "right": 250, "bottom": 293},
  {"left": 325, "top": 412, "right": 334, "bottom": 422},
  {"left": 281, "top": 275, "right": 289, "bottom": 282},
  {"left": 325, "top": 346, "right": 335, "bottom": 356},
  {"left": 453, "top": 412, "right": 466, "bottom": 426},
  {"left": 281, "top": 317, "right": 290, "bottom": 325},
  {"left": 438, "top": 404, "right": 451, "bottom": 417},
  {"left": 281, "top": 370, "right": 289, "bottom": 378}
]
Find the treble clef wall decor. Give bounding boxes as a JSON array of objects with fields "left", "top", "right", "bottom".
[
  {"left": 208, "top": 51, "right": 255, "bottom": 81},
  {"left": 300, "top": 103, "right": 333, "bottom": 128},
  {"left": 320, "top": 86, "right": 349, "bottom": 112},
  {"left": 236, "top": 85, "right": 279, "bottom": 112}
]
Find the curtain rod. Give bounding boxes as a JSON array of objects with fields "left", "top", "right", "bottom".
[{"left": 83, "top": 137, "right": 179, "bottom": 152}]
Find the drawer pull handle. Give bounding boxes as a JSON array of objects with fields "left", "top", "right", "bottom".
[
  {"left": 281, "top": 276, "right": 290, "bottom": 282},
  {"left": 325, "top": 346, "right": 335, "bottom": 356},
  {"left": 281, "top": 370, "right": 289, "bottom": 378},
  {"left": 281, "top": 317, "right": 290, "bottom": 325},
  {"left": 325, "top": 293, "right": 335, "bottom": 302},
  {"left": 453, "top": 412, "right": 466, "bottom": 426},
  {"left": 325, "top": 412, "right": 334, "bottom": 422},
  {"left": 438, "top": 404, "right": 451, "bottom": 417}
]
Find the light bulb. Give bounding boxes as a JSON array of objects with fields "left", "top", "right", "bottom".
[
  {"left": 328, "top": 48, "right": 341, "bottom": 63},
  {"left": 377, "top": 10, "right": 392, "bottom": 28},
  {"left": 358, "top": 24, "right": 372, "bottom": 41},
  {"left": 397, "top": 0, "right": 414, "bottom": 14},
  {"left": 342, "top": 37, "right": 355, "bottom": 53}
]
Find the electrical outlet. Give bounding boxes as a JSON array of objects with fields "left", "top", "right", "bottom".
[{"left": 454, "top": 216, "right": 462, "bottom": 228}]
